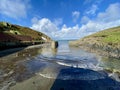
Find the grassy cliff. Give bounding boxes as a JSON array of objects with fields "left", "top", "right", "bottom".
[
  {"left": 0, "top": 22, "right": 51, "bottom": 41},
  {"left": 70, "top": 26, "right": 120, "bottom": 58},
  {"left": 0, "top": 22, "right": 51, "bottom": 50}
]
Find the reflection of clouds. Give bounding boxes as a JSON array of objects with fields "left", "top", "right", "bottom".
[
  {"left": 56, "top": 61, "right": 103, "bottom": 71},
  {"left": 41, "top": 46, "right": 57, "bottom": 58},
  {"left": 57, "top": 41, "right": 70, "bottom": 53}
]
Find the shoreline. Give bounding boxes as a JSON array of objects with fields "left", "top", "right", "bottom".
[
  {"left": 70, "top": 43, "right": 120, "bottom": 59},
  {"left": 0, "top": 44, "right": 48, "bottom": 57}
]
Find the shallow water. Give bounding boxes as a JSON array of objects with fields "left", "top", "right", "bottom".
[{"left": 0, "top": 41, "right": 120, "bottom": 90}]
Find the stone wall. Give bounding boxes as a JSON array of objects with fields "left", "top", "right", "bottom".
[{"left": 51, "top": 41, "right": 58, "bottom": 49}]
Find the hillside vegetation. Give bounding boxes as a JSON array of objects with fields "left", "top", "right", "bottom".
[
  {"left": 0, "top": 22, "right": 51, "bottom": 41},
  {"left": 0, "top": 22, "right": 51, "bottom": 50},
  {"left": 70, "top": 26, "right": 120, "bottom": 58}
]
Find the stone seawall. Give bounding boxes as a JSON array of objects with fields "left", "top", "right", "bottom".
[{"left": 0, "top": 41, "right": 45, "bottom": 51}]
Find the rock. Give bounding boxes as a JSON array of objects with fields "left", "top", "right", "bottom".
[{"left": 3, "top": 71, "right": 14, "bottom": 77}]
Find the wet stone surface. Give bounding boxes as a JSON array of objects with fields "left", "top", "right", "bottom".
[{"left": 0, "top": 42, "right": 120, "bottom": 90}]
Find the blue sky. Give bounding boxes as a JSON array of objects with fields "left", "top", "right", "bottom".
[{"left": 0, "top": 0, "right": 120, "bottom": 40}]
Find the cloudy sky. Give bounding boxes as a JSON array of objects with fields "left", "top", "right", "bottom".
[{"left": 0, "top": 0, "right": 120, "bottom": 40}]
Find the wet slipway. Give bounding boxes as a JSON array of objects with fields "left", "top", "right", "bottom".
[{"left": 0, "top": 41, "right": 120, "bottom": 90}]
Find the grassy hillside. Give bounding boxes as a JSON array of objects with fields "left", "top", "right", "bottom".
[
  {"left": 70, "top": 26, "right": 120, "bottom": 58},
  {"left": 0, "top": 22, "right": 52, "bottom": 50},
  {"left": 0, "top": 22, "right": 51, "bottom": 42},
  {"left": 85, "top": 26, "right": 120, "bottom": 45}
]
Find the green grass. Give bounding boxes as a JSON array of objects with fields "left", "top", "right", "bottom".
[
  {"left": 69, "top": 26, "right": 120, "bottom": 58},
  {"left": 103, "top": 34, "right": 120, "bottom": 43},
  {"left": 70, "top": 26, "right": 120, "bottom": 47},
  {"left": 85, "top": 26, "right": 120, "bottom": 45}
]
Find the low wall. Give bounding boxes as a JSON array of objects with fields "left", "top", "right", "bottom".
[
  {"left": 0, "top": 41, "right": 45, "bottom": 51},
  {"left": 51, "top": 41, "right": 58, "bottom": 49}
]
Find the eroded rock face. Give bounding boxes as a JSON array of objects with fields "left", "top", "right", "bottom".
[{"left": 71, "top": 41, "right": 120, "bottom": 59}]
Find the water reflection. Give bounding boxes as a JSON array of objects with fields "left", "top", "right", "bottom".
[
  {"left": 57, "top": 40, "right": 70, "bottom": 53},
  {"left": 100, "top": 57, "right": 120, "bottom": 82},
  {"left": 100, "top": 57, "right": 120, "bottom": 72},
  {"left": 41, "top": 44, "right": 57, "bottom": 58},
  {"left": 0, "top": 46, "right": 43, "bottom": 89}
]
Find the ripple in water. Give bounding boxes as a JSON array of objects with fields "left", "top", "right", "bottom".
[
  {"left": 37, "top": 68, "right": 107, "bottom": 80},
  {"left": 32, "top": 41, "right": 112, "bottom": 81}
]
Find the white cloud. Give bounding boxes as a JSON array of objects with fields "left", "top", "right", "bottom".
[
  {"left": 57, "top": 24, "right": 79, "bottom": 39},
  {"left": 31, "top": 17, "right": 39, "bottom": 24},
  {"left": 31, "top": 3, "right": 120, "bottom": 40},
  {"left": 81, "top": 16, "right": 90, "bottom": 24},
  {"left": 85, "top": 0, "right": 103, "bottom": 15},
  {"left": 31, "top": 17, "right": 79, "bottom": 40},
  {"left": 72, "top": 11, "right": 80, "bottom": 23},
  {"left": 86, "top": 4, "right": 98, "bottom": 15},
  {"left": 53, "top": 18, "right": 63, "bottom": 26},
  {"left": 78, "top": 19, "right": 120, "bottom": 38},
  {"left": 97, "top": 3, "right": 120, "bottom": 22},
  {"left": 78, "top": 3, "right": 120, "bottom": 37},
  {"left": 31, "top": 18, "right": 59, "bottom": 38},
  {"left": 0, "top": 0, "right": 30, "bottom": 19}
]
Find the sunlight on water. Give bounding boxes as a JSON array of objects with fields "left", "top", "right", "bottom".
[{"left": 57, "top": 40, "right": 70, "bottom": 53}]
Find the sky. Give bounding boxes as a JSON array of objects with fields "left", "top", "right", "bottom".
[{"left": 0, "top": 0, "right": 120, "bottom": 40}]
